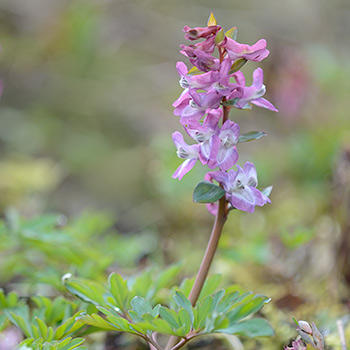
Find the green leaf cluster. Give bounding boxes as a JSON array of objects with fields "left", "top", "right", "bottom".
[
  {"left": 17, "top": 337, "right": 86, "bottom": 350},
  {"left": 5, "top": 297, "right": 85, "bottom": 342},
  {"left": 64, "top": 264, "right": 183, "bottom": 312},
  {"left": 64, "top": 272, "right": 273, "bottom": 342},
  {"left": 0, "top": 211, "right": 154, "bottom": 288}
]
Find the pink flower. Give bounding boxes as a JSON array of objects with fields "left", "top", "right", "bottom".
[
  {"left": 232, "top": 68, "right": 278, "bottom": 111},
  {"left": 205, "top": 162, "right": 271, "bottom": 213},
  {"left": 189, "top": 50, "right": 220, "bottom": 72},
  {"left": 183, "top": 25, "right": 220, "bottom": 41},
  {"left": 176, "top": 61, "right": 218, "bottom": 90},
  {"left": 208, "top": 120, "right": 240, "bottom": 170},
  {"left": 172, "top": 132, "right": 200, "bottom": 180},
  {"left": 184, "top": 110, "right": 221, "bottom": 164},
  {"left": 223, "top": 38, "right": 269, "bottom": 62},
  {"left": 174, "top": 89, "right": 222, "bottom": 126},
  {"left": 212, "top": 58, "right": 243, "bottom": 98},
  {"left": 180, "top": 36, "right": 216, "bottom": 57}
]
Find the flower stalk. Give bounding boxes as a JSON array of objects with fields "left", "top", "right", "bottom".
[{"left": 165, "top": 12, "right": 277, "bottom": 350}]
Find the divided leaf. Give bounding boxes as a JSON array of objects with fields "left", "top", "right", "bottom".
[
  {"left": 217, "top": 318, "right": 274, "bottom": 337},
  {"left": 108, "top": 273, "right": 129, "bottom": 311}
]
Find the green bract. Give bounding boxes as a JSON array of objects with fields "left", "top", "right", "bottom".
[{"left": 193, "top": 181, "right": 226, "bottom": 203}]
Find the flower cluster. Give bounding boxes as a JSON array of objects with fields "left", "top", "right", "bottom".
[{"left": 172, "top": 13, "right": 277, "bottom": 214}]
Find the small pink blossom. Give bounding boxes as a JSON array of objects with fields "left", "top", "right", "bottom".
[
  {"left": 189, "top": 50, "right": 221, "bottom": 72},
  {"left": 205, "top": 162, "right": 271, "bottom": 213},
  {"left": 180, "top": 36, "right": 216, "bottom": 57},
  {"left": 174, "top": 89, "right": 222, "bottom": 126},
  {"left": 223, "top": 38, "right": 269, "bottom": 62},
  {"left": 172, "top": 132, "right": 200, "bottom": 180},
  {"left": 232, "top": 68, "right": 278, "bottom": 111},
  {"left": 208, "top": 120, "right": 240, "bottom": 171},
  {"left": 183, "top": 25, "right": 221, "bottom": 41},
  {"left": 184, "top": 111, "right": 221, "bottom": 164},
  {"left": 176, "top": 61, "right": 218, "bottom": 90}
]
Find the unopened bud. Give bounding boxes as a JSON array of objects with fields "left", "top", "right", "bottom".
[
  {"left": 297, "top": 320, "right": 316, "bottom": 347},
  {"left": 297, "top": 320, "right": 312, "bottom": 335}
]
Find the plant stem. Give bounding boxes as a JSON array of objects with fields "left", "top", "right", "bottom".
[
  {"left": 222, "top": 98, "right": 229, "bottom": 123},
  {"left": 188, "top": 195, "right": 227, "bottom": 305},
  {"left": 165, "top": 195, "right": 227, "bottom": 350}
]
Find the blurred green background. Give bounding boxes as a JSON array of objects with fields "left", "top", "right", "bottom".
[{"left": 0, "top": 0, "right": 350, "bottom": 348}]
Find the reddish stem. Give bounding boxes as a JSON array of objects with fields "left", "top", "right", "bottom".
[
  {"left": 165, "top": 196, "right": 227, "bottom": 350},
  {"left": 188, "top": 195, "right": 227, "bottom": 305}
]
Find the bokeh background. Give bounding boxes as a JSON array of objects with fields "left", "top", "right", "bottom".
[{"left": 1, "top": 0, "right": 350, "bottom": 348}]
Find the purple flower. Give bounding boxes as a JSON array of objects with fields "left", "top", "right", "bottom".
[
  {"left": 176, "top": 61, "right": 218, "bottom": 90},
  {"left": 233, "top": 68, "right": 278, "bottom": 111},
  {"left": 183, "top": 25, "right": 220, "bottom": 41},
  {"left": 211, "top": 58, "right": 243, "bottom": 98},
  {"left": 180, "top": 36, "right": 216, "bottom": 59},
  {"left": 223, "top": 38, "right": 269, "bottom": 62},
  {"left": 174, "top": 89, "right": 222, "bottom": 126},
  {"left": 188, "top": 49, "right": 221, "bottom": 72},
  {"left": 208, "top": 120, "right": 239, "bottom": 170},
  {"left": 172, "top": 131, "right": 200, "bottom": 180},
  {"left": 184, "top": 110, "right": 221, "bottom": 164},
  {"left": 173, "top": 90, "right": 205, "bottom": 122},
  {"left": 205, "top": 162, "right": 271, "bottom": 213}
]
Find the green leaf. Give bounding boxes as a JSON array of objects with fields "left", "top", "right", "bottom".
[
  {"left": 238, "top": 131, "right": 267, "bottom": 143},
  {"left": 154, "top": 263, "right": 183, "bottom": 291},
  {"left": 227, "top": 295, "right": 271, "bottom": 324},
  {"left": 215, "top": 291, "right": 240, "bottom": 313},
  {"left": 173, "top": 291, "right": 194, "bottom": 325},
  {"left": 106, "top": 315, "right": 141, "bottom": 335},
  {"left": 210, "top": 289, "right": 225, "bottom": 312},
  {"left": 129, "top": 270, "right": 154, "bottom": 299},
  {"left": 229, "top": 58, "right": 247, "bottom": 74},
  {"left": 215, "top": 29, "right": 225, "bottom": 45},
  {"left": 137, "top": 318, "right": 177, "bottom": 335},
  {"left": 217, "top": 318, "right": 274, "bottom": 337},
  {"left": 178, "top": 309, "right": 191, "bottom": 334},
  {"left": 194, "top": 296, "right": 213, "bottom": 330},
  {"left": 54, "top": 312, "right": 85, "bottom": 340},
  {"left": 77, "top": 313, "right": 120, "bottom": 332},
  {"left": 201, "top": 275, "right": 222, "bottom": 301},
  {"left": 193, "top": 181, "right": 225, "bottom": 203},
  {"left": 225, "top": 27, "right": 237, "bottom": 40},
  {"left": 130, "top": 297, "right": 152, "bottom": 317},
  {"left": 63, "top": 278, "right": 106, "bottom": 306},
  {"left": 7, "top": 312, "right": 32, "bottom": 338},
  {"left": 108, "top": 273, "right": 129, "bottom": 311},
  {"left": 36, "top": 317, "right": 48, "bottom": 340},
  {"left": 159, "top": 307, "right": 180, "bottom": 330},
  {"left": 46, "top": 327, "right": 54, "bottom": 342},
  {"left": 59, "top": 337, "right": 85, "bottom": 350}
]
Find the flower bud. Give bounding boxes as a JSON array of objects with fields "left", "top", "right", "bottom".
[{"left": 297, "top": 320, "right": 312, "bottom": 335}]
